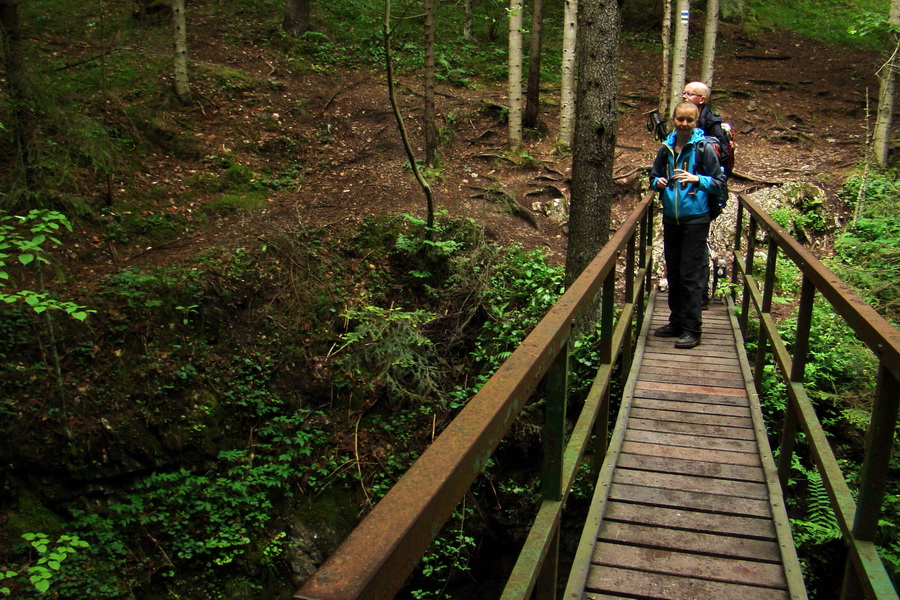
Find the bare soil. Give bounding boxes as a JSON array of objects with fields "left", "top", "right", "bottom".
[{"left": 71, "top": 22, "right": 888, "bottom": 280}]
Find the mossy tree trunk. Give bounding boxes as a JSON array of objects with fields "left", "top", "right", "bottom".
[
  {"left": 873, "top": 0, "right": 900, "bottom": 167},
  {"left": 171, "top": 0, "right": 191, "bottom": 104},
  {"left": 0, "top": 0, "right": 34, "bottom": 198},
  {"left": 701, "top": 0, "right": 720, "bottom": 87},
  {"left": 424, "top": 0, "right": 438, "bottom": 167},
  {"left": 668, "top": 0, "right": 690, "bottom": 118},
  {"left": 659, "top": 0, "right": 672, "bottom": 116},
  {"left": 557, "top": 0, "right": 577, "bottom": 148},
  {"left": 507, "top": 0, "right": 524, "bottom": 151},
  {"left": 284, "top": 0, "right": 311, "bottom": 37},
  {"left": 523, "top": 0, "right": 545, "bottom": 129},
  {"left": 565, "top": 0, "right": 620, "bottom": 308}
]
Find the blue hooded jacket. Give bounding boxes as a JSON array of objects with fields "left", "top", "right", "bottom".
[{"left": 649, "top": 128, "right": 726, "bottom": 223}]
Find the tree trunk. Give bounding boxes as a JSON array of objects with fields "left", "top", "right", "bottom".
[
  {"left": 565, "top": 0, "right": 620, "bottom": 300},
  {"left": 701, "top": 0, "right": 720, "bottom": 87},
  {"left": 873, "top": 0, "right": 900, "bottom": 168},
  {"left": 659, "top": 0, "right": 672, "bottom": 116},
  {"left": 668, "top": 0, "right": 690, "bottom": 117},
  {"left": 507, "top": 0, "right": 524, "bottom": 150},
  {"left": 423, "top": 0, "right": 438, "bottom": 167},
  {"left": 463, "top": 0, "right": 473, "bottom": 39},
  {"left": 557, "top": 0, "right": 578, "bottom": 148},
  {"left": 523, "top": 0, "right": 545, "bottom": 129},
  {"left": 283, "top": 0, "right": 311, "bottom": 37},
  {"left": 383, "top": 0, "right": 434, "bottom": 233},
  {"left": 0, "top": 0, "right": 33, "bottom": 195},
  {"left": 171, "top": 0, "right": 191, "bottom": 104}
]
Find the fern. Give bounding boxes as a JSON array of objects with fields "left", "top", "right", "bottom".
[{"left": 790, "top": 457, "right": 841, "bottom": 547}]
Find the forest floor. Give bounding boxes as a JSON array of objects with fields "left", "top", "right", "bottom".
[{"left": 67, "top": 21, "right": 888, "bottom": 282}]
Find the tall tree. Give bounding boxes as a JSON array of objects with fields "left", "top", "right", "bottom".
[
  {"left": 874, "top": 0, "right": 900, "bottom": 167},
  {"left": 283, "top": 0, "right": 311, "bottom": 37},
  {"left": 171, "top": 0, "right": 191, "bottom": 104},
  {"left": 523, "top": 0, "right": 545, "bottom": 129},
  {"left": 424, "top": 0, "right": 438, "bottom": 167},
  {"left": 557, "top": 0, "right": 578, "bottom": 147},
  {"left": 700, "top": 0, "right": 720, "bottom": 87},
  {"left": 507, "top": 0, "right": 524, "bottom": 150},
  {"left": 564, "top": 0, "right": 620, "bottom": 295},
  {"left": 658, "top": 0, "right": 673, "bottom": 116},
  {"left": 463, "top": 0, "right": 474, "bottom": 39},
  {"left": 0, "top": 0, "right": 32, "bottom": 196},
  {"left": 668, "top": 0, "right": 690, "bottom": 117},
  {"left": 383, "top": 0, "right": 434, "bottom": 232}
]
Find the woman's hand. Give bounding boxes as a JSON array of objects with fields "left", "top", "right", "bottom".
[
  {"left": 656, "top": 178, "right": 668, "bottom": 189},
  {"left": 672, "top": 169, "right": 699, "bottom": 184}
]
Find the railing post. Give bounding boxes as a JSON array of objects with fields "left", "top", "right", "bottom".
[
  {"left": 753, "top": 237, "right": 778, "bottom": 393},
  {"left": 739, "top": 216, "right": 758, "bottom": 334},
  {"left": 840, "top": 365, "right": 900, "bottom": 599},
  {"left": 731, "top": 200, "right": 744, "bottom": 296},
  {"left": 537, "top": 340, "right": 569, "bottom": 599},
  {"left": 776, "top": 275, "right": 815, "bottom": 491},
  {"left": 622, "top": 235, "right": 636, "bottom": 378},
  {"left": 594, "top": 272, "right": 615, "bottom": 465}
]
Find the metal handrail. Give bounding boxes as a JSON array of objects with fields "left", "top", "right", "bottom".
[
  {"left": 732, "top": 193, "right": 900, "bottom": 600},
  {"left": 295, "top": 192, "right": 656, "bottom": 600}
]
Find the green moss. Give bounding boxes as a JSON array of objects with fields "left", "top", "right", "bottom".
[
  {"left": 202, "top": 190, "right": 268, "bottom": 216},
  {"left": 7, "top": 490, "right": 64, "bottom": 539},
  {"left": 294, "top": 485, "right": 360, "bottom": 538}
]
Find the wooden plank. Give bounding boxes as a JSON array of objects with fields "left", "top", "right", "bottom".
[
  {"left": 629, "top": 406, "right": 752, "bottom": 429},
  {"left": 639, "top": 369, "right": 747, "bottom": 389},
  {"left": 645, "top": 341, "right": 737, "bottom": 358},
  {"left": 643, "top": 354, "right": 739, "bottom": 368},
  {"left": 616, "top": 453, "right": 765, "bottom": 483},
  {"left": 604, "top": 501, "right": 777, "bottom": 539},
  {"left": 626, "top": 429, "right": 759, "bottom": 453},
  {"left": 631, "top": 397, "right": 750, "bottom": 418},
  {"left": 634, "top": 388, "right": 749, "bottom": 407},
  {"left": 585, "top": 565, "right": 790, "bottom": 600},
  {"left": 641, "top": 363, "right": 741, "bottom": 377},
  {"left": 621, "top": 440, "right": 763, "bottom": 467},
  {"left": 597, "top": 521, "right": 782, "bottom": 562},
  {"left": 636, "top": 380, "right": 747, "bottom": 399},
  {"left": 590, "top": 542, "right": 787, "bottom": 589},
  {"left": 628, "top": 416, "right": 757, "bottom": 440},
  {"left": 609, "top": 482, "right": 772, "bottom": 517},
  {"left": 613, "top": 468, "right": 769, "bottom": 500}
]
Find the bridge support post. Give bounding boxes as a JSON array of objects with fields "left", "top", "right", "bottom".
[{"left": 537, "top": 341, "right": 568, "bottom": 599}]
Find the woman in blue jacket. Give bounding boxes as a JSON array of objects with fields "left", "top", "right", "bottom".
[{"left": 649, "top": 101, "right": 727, "bottom": 349}]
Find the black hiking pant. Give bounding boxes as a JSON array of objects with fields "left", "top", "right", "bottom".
[{"left": 663, "top": 219, "right": 710, "bottom": 336}]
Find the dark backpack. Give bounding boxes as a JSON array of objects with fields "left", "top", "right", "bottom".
[
  {"left": 702, "top": 115, "right": 736, "bottom": 177},
  {"left": 696, "top": 139, "right": 728, "bottom": 219}
]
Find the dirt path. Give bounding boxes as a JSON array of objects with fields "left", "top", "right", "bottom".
[{"left": 72, "top": 23, "right": 885, "bottom": 282}]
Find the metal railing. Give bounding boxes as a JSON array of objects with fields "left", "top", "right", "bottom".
[
  {"left": 732, "top": 193, "right": 900, "bottom": 600},
  {"left": 295, "top": 192, "right": 656, "bottom": 600}
]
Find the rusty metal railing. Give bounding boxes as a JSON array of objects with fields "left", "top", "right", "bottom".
[
  {"left": 295, "top": 192, "right": 656, "bottom": 600},
  {"left": 732, "top": 193, "right": 900, "bottom": 600}
]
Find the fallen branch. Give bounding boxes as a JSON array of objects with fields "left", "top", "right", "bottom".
[{"left": 614, "top": 166, "right": 649, "bottom": 180}]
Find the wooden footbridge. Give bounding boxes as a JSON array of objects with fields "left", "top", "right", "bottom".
[{"left": 296, "top": 193, "right": 900, "bottom": 600}]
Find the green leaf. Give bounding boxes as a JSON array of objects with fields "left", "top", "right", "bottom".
[
  {"left": 34, "top": 580, "right": 50, "bottom": 593},
  {"left": 18, "top": 254, "right": 34, "bottom": 265}
]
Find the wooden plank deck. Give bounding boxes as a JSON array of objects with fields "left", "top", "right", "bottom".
[{"left": 564, "top": 289, "right": 808, "bottom": 600}]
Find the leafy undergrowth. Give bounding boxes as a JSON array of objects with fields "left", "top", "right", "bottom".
[
  {"left": 744, "top": 168, "right": 900, "bottom": 596},
  {"left": 0, "top": 213, "right": 589, "bottom": 599}
]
